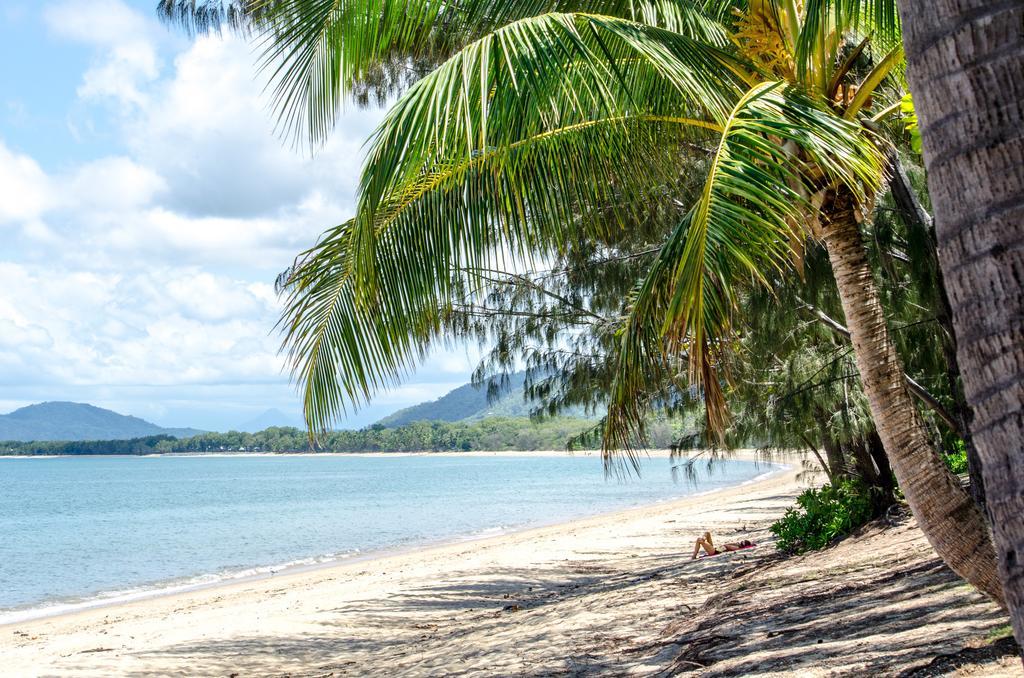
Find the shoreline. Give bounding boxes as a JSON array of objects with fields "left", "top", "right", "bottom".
[
  {"left": 0, "top": 447, "right": 778, "bottom": 459},
  {"left": 2, "top": 449, "right": 643, "bottom": 459},
  {"left": 3, "top": 464, "right": 1014, "bottom": 675},
  {"left": 1, "top": 451, "right": 787, "bottom": 632}
]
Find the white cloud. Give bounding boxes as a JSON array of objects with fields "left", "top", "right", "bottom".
[
  {"left": 44, "top": 0, "right": 161, "bottom": 110},
  {"left": 29, "top": 16, "right": 382, "bottom": 264},
  {"left": 69, "top": 156, "right": 166, "bottom": 211},
  {"left": 96, "top": 208, "right": 305, "bottom": 270},
  {"left": 43, "top": 0, "right": 152, "bottom": 45},
  {"left": 20, "top": 220, "right": 61, "bottom": 244},
  {"left": 78, "top": 42, "right": 160, "bottom": 108},
  {"left": 0, "top": 141, "right": 53, "bottom": 224},
  {"left": 164, "top": 271, "right": 275, "bottom": 322},
  {"left": 0, "top": 143, "right": 165, "bottom": 233},
  {"left": 0, "top": 320, "right": 54, "bottom": 350},
  {"left": 0, "top": 7, "right": 475, "bottom": 430},
  {"left": 0, "top": 263, "right": 284, "bottom": 387},
  {"left": 127, "top": 35, "right": 377, "bottom": 220}
]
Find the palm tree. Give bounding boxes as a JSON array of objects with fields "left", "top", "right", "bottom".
[
  {"left": 895, "top": 0, "right": 1024, "bottom": 644},
  {"left": 160, "top": 0, "right": 1003, "bottom": 603}
]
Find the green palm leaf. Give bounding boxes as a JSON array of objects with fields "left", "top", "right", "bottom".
[
  {"left": 792, "top": 0, "right": 902, "bottom": 88},
  {"left": 281, "top": 114, "right": 714, "bottom": 433},
  {"left": 260, "top": 1, "right": 889, "bottom": 447},
  {"left": 156, "top": 1, "right": 253, "bottom": 34},
  {"left": 278, "top": 11, "right": 752, "bottom": 432},
  {"left": 602, "top": 81, "right": 884, "bottom": 471},
  {"left": 160, "top": 1, "right": 738, "bottom": 144},
  {"left": 353, "top": 12, "right": 751, "bottom": 257}
]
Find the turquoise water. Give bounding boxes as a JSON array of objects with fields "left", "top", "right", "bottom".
[{"left": 0, "top": 454, "right": 774, "bottom": 622}]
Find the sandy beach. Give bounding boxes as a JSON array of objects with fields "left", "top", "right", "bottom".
[{"left": 2, "top": 451, "right": 1015, "bottom": 676}]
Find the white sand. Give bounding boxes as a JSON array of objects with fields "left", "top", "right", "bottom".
[
  {"left": 2, "top": 451, "right": 794, "bottom": 676},
  {"left": 3, "top": 451, "right": 1011, "bottom": 676}
]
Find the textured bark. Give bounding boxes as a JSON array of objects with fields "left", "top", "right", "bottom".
[
  {"left": 888, "top": 153, "right": 987, "bottom": 511},
  {"left": 896, "top": 0, "right": 1024, "bottom": 645},
  {"left": 821, "top": 187, "right": 1005, "bottom": 605}
]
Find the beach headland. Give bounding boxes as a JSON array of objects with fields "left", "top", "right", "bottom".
[{"left": 2, "top": 451, "right": 1015, "bottom": 676}]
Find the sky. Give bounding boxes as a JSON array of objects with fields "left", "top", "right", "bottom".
[{"left": 0, "top": 0, "right": 479, "bottom": 430}]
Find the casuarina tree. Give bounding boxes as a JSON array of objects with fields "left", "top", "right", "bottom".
[{"left": 160, "top": 0, "right": 1005, "bottom": 604}]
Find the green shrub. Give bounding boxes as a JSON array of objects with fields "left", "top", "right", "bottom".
[
  {"left": 943, "top": 439, "right": 969, "bottom": 474},
  {"left": 770, "top": 480, "right": 875, "bottom": 554}
]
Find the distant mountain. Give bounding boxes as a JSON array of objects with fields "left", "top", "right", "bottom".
[
  {"left": 375, "top": 374, "right": 595, "bottom": 428},
  {"left": 376, "top": 374, "right": 531, "bottom": 427},
  {"left": 236, "top": 408, "right": 304, "bottom": 433},
  {"left": 0, "top": 402, "right": 204, "bottom": 442}
]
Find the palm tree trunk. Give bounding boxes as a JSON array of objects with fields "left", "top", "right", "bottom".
[
  {"left": 896, "top": 0, "right": 1024, "bottom": 644},
  {"left": 820, "top": 186, "right": 1005, "bottom": 605},
  {"left": 888, "top": 152, "right": 987, "bottom": 512}
]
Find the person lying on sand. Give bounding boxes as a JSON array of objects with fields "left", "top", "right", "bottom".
[{"left": 691, "top": 532, "right": 754, "bottom": 559}]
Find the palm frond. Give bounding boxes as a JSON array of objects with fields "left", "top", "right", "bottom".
[
  {"left": 602, "top": 81, "right": 885, "bottom": 472},
  {"left": 354, "top": 12, "right": 749, "bottom": 243},
  {"left": 160, "top": 0, "right": 736, "bottom": 145},
  {"left": 156, "top": 0, "right": 255, "bottom": 35},
  {"left": 277, "top": 220, "right": 447, "bottom": 434},
  {"left": 842, "top": 43, "right": 903, "bottom": 118},
  {"left": 630, "top": 0, "right": 733, "bottom": 46},
  {"left": 277, "top": 11, "right": 752, "bottom": 433},
  {"left": 280, "top": 111, "right": 716, "bottom": 433},
  {"left": 792, "top": 0, "right": 901, "bottom": 90}
]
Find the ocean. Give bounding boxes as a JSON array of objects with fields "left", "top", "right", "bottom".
[{"left": 0, "top": 453, "right": 776, "bottom": 623}]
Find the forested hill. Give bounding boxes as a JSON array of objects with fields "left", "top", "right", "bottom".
[
  {"left": 375, "top": 374, "right": 532, "bottom": 427},
  {"left": 376, "top": 373, "right": 595, "bottom": 427},
  {"left": 0, "top": 402, "right": 203, "bottom": 442}
]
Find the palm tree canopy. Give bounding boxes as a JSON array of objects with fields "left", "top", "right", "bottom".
[
  {"left": 160, "top": 0, "right": 739, "bottom": 143},
  {"left": 172, "top": 0, "right": 908, "bottom": 461}
]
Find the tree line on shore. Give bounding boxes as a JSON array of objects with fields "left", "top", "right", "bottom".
[{"left": 0, "top": 417, "right": 695, "bottom": 456}]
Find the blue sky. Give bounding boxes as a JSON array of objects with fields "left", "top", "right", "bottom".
[{"left": 0, "top": 0, "right": 478, "bottom": 430}]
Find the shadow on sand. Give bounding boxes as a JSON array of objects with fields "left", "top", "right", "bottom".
[{"left": 103, "top": 502, "right": 1015, "bottom": 676}]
